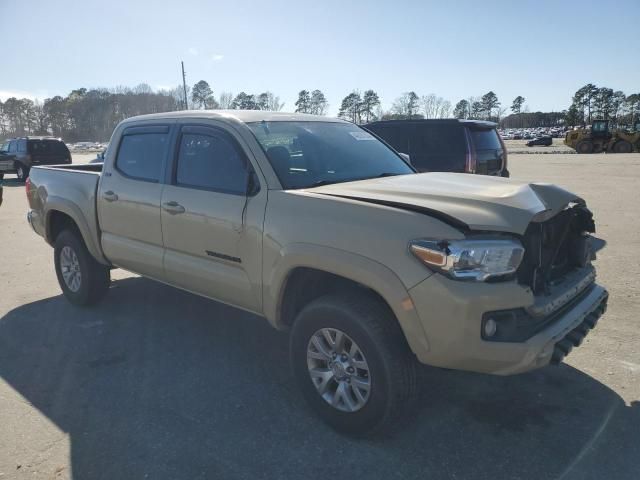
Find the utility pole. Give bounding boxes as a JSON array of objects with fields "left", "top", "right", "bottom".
[{"left": 181, "top": 61, "right": 188, "bottom": 110}]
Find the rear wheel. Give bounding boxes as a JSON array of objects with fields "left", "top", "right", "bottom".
[
  {"left": 54, "top": 229, "right": 110, "bottom": 306},
  {"left": 16, "top": 163, "right": 29, "bottom": 182},
  {"left": 290, "top": 292, "right": 416, "bottom": 436},
  {"left": 0, "top": 173, "right": 4, "bottom": 180},
  {"left": 575, "top": 140, "right": 593, "bottom": 154},
  {"left": 613, "top": 140, "right": 633, "bottom": 153}
]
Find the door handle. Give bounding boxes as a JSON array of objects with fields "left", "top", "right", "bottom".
[
  {"left": 162, "top": 201, "right": 185, "bottom": 214},
  {"left": 103, "top": 191, "right": 118, "bottom": 202}
]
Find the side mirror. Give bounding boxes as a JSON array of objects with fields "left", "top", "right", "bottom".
[{"left": 399, "top": 152, "right": 411, "bottom": 165}]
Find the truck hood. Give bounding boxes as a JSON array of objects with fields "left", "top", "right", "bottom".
[{"left": 308, "top": 173, "right": 582, "bottom": 235}]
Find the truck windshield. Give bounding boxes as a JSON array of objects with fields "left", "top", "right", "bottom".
[{"left": 247, "top": 121, "right": 414, "bottom": 189}]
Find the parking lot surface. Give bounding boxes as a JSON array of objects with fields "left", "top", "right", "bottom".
[{"left": 1, "top": 153, "right": 639, "bottom": 479}]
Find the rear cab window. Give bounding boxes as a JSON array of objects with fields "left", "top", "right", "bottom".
[{"left": 116, "top": 126, "right": 170, "bottom": 182}]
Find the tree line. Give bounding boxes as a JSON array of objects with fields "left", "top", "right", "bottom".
[
  {"left": 0, "top": 80, "right": 287, "bottom": 142},
  {"left": 500, "top": 85, "right": 640, "bottom": 129},
  {"left": 2, "top": 80, "right": 639, "bottom": 141},
  {"left": 564, "top": 84, "right": 639, "bottom": 127}
]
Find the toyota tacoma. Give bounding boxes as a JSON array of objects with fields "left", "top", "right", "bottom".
[{"left": 25, "top": 111, "right": 608, "bottom": 435}]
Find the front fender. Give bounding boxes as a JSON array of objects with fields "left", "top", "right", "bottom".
[{"left": 264, "top": 242, "right": 431, "bottom": 361}]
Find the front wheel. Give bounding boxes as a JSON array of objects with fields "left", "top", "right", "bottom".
[
  {"left": 54, "top": 229, "right": 111, "bottom": 306},
  {"left": 290, "top": 292, "right": 416, "bottom": 436},
  {"left": 575, "top": 140, "right": 593, "bottom": 154}
]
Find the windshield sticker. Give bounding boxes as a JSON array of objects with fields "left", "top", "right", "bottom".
[{"left": 349, "top": 131, "right": 376, "bottom": 141}]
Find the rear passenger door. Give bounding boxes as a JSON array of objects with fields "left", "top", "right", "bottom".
[
  {"left": 161, "top": 124, "right": 265, "bottom": 313},
  {"left": 98, "top": 124, "right": 172, "bottom": 279}
]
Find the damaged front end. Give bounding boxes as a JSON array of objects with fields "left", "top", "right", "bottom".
[
  {"left": 496, "top": 202, "right": 609, "bottom": 365},
  {"left": 517, "top": 203, "right": 600, "bottom": 296}
]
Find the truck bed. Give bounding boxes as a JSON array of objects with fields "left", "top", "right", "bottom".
[
  {"left": 33, "top": 163, "right": 103, "bottom": 173},
  {"left": 27, "top": 163, "right": 105, "bottom": 262}
]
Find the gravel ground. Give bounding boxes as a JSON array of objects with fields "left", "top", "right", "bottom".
[{"left": 0, "top": 153, "right": 639, "bottom": 480}]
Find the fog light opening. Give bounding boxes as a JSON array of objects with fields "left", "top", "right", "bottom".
[{"left": 484, "top": 318, "right": 497, "bottom": 338}]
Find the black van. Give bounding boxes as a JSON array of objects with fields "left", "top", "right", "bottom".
[
  {"left": 364, "top": 119, "right": 509, "bottom": 177},
  {"left": 0, "top": 137, "right": 72, "bottom": 181}
]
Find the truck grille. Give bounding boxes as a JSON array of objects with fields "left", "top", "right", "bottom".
[{"left": 517, "top": 205, "right": 596, "bottom": 295}]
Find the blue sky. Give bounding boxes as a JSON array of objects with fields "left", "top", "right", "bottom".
[{"left": 1, "top": 0, "right": 638, "bottom": 115}]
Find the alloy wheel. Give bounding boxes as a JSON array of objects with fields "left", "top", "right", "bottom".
[
  {"left": 60, "top": 245, "right": 82, "bottom": 292},
  {"left": 306, "top": 328, "right": 371, "bottom": 412}
]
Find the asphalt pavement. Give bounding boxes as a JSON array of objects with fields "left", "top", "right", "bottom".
[{"left": 0, "top": 153, "right": 639, "bottom": 479}]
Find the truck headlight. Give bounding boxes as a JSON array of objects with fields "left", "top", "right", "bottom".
[{"left": 409, "top": 239, "right": 525, "bottom": 282}]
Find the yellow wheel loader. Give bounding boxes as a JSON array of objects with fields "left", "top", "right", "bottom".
[{"left": 564, "top": 120, "right": 640, "bottom": 154}]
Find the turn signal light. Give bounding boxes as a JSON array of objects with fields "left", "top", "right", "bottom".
[{"left": 409, "top": 244, "right": 447, "bottom": 267}]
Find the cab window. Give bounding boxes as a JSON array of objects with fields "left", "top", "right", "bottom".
[
  {"left": 116, "top": 132, "right": 168, "bottom": 182},
  {"left": 175, "top": 131, "right": 249, "bottom": 195}
]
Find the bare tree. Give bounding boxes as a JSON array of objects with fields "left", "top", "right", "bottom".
[
  {"left": 497, "top": 105, "right": 508, "bottom": 121},
  {"left": 218, "top": 92, "right": 234, "bottom": 109},
  {"left": 392, "top": 91, "right": 420, "bottom": 119},
  {"left": 421, "top": 94, "right": 437, "bottom": 118},
  {"left": 438, "top": 100, "right": 451, "bottom": 118},
  {"left": 132, "top": 83, "right": 153, "bottom": 95}
]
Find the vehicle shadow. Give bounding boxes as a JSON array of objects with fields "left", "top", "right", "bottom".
[
  {"left": 0, "top": 177, "right": 25, "bottom": 187},
  {"left": 0, "top": 277, "right": 637, "bottom": 479}
]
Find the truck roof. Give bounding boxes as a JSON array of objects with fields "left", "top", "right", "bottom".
[{"left": 120, "top": 110, "right": 347, "bottom": 125}]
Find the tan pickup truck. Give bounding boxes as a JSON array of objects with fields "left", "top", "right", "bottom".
[{"left": 26, "top": 111, "right": 608, "bottom": 435}]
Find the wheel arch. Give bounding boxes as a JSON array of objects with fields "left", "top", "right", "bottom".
[
  {"left": 44, "top": 199, "right": 109, "bottom": 265},
  {"left": 265, "top": 244, "right": 431, "bottom": 359}
]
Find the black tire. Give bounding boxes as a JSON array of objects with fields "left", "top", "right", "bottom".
[
  {"left": 290, "top": 292, "right": 416, "bottom": 436},
  {"left": 613, "top": 140, "right": 633, "bottom": 153},
  {"left": 0, "top": 173, "right": 4, "bottom": 180},
  {"left": 16, "top": 163, "right": 30, "bottom": 182},
  {"left": 575, "top": 140, "right": 593, "bottom": 154},
  {"left": 54, "top": 229, "right": 110, "bottom": 306}
]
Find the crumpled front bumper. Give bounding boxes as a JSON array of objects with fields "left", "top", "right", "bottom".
[{"left": 407, "top": 271, "right": 608, "bottom": 375}]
